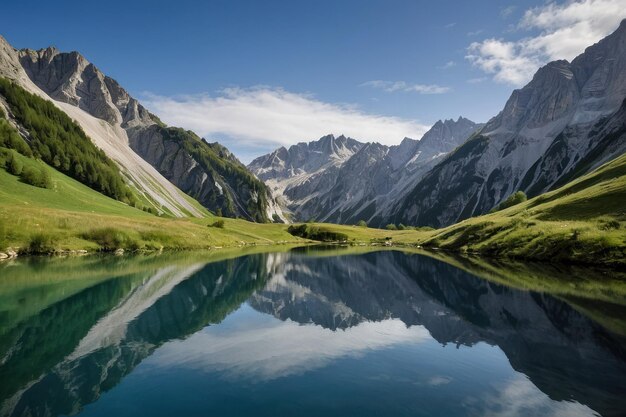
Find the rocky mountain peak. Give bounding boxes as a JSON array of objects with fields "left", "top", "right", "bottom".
[
  {"left": 249, "top": 134, "right": 364, "bottom": 182},
  {"left": 0, "top": 35, "right": 25, "bottom": 80},
  {"left": 16, "top": 46, "right": 156, "bottom": 129},
  {"left": 394, "top": 21, "right": 626, "bottom": 228}
]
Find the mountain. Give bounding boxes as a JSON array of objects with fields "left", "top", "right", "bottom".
[
  {"left": 248, "top": 134, "right": 363, "bottom": 218},
  {"left": 393, "top": 20, "right": 626, "bottom": 227},
  {"left": 0, "top": 39, "right": 202, "bottom": 217},
  {"left": 0, "top": 37, "right": 284, "bottom": 221},
  {"left": 249, "top": 117, "right": 481, "bottom": 225}
]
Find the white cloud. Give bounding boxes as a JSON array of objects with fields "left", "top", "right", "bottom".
[
  {"left": 439, "top": 61, "right": 457, "bottom": 69},
  {"left": 500, "top": 5, "right": 517, "bottom": 19},
  {"left": 466, "top": 0, "right": 626, "bottom": 85},
  {"left": 361, "top": 80, "right": 451, "bottom": 94},
  {"left": 467, "top": 77, "right": 488, "bottom": 84},
  {"left": 142, "top": 87, "right": 430, "bottom": 151},
  {"left": 467, "top": 29, "right": 485, "bottom": 37},
  {"left": 444, "top": 22, "right": 457, "bottom": 29}
]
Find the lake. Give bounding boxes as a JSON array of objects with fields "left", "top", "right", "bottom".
[{"left": 1, "top": 247, "right": 625, "bottom": 417}]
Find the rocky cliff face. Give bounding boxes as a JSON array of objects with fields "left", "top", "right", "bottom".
[
  {"left": 249, "top": 118, "right": 481, "bottom": 225},
  {"left": 393, "top": 20, "right": 626, "bottom": 227},
  {"left": 0, "top": 37, "right": 205, "bottom": 217},
  {"left": 5, "top": 39, "right": 283, "bottom": 221}
]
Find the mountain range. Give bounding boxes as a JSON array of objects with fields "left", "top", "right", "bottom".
[
  {"left": 0, "top": 20, "right": 625, "bottom": 229},
  {"left": 0, "top": 38, "right": 285, "bottom": 222},
  {"left": 249, "top": 117, "right": 481, "bottom": 225},
  {"left": 252, "top": 20, "right": 626, "bottom": 227}
]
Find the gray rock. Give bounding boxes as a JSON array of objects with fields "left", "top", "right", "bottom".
[
  {"left": 393, "top": 19, "right": 626, "bottom": 227},
  {"left": 249, "top": 118, "right": 481, "bottom": 226}
]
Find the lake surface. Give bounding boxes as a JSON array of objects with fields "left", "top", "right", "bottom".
[{"left": 1, "top": 248, "right": 625, "bottom": 417}]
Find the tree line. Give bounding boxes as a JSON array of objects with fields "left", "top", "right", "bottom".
[{"left": 0, "top": 78, "right": 135, "bottom": 204}]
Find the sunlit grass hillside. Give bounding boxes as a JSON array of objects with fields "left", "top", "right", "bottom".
[
  {"left": 0, "top": 149, "right": 303, "bottom": 253},
  {"left": 0, "top": 145, "right": 624, "bottom": 267}
]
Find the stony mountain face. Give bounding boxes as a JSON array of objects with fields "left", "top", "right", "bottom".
[
  {"left": 393, "top": 20, "right": 626, "bottom": 227},
  {"left": 249, "top": 118, "right": 480, "bottom": 225},
  {"left": 0, "top": 36, "right": 202, "bottom": 216},
  {"left": 248, "top": 134, "right": 363, "bottom": 220},
  {"left": 0, "top": 37, "right": 283, "bottom": 221}
]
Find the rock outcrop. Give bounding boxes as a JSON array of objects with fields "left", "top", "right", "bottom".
[
  {"left": 249, "top": 118, "right": 481, "bottom": 225},
  {"left": 393, "top": 20, "right": 626, "bottom": 227},
  {"left": 1, "top": 37, "right": 283, "bottom": 221}
]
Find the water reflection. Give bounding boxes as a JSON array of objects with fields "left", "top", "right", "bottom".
[{"left": 0, "top": 249, "right": 625, "bottom": 417}]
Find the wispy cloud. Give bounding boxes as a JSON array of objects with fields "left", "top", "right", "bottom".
[
  {"left": 439, "top": 61, "right": 457, "bottom": 69},
  {"left": 466, "top": 0, "right": 625, "bottom": 86},
  {"left": 500, "top": 5, "right": 517, "bottom": 19},
  {"left": 361, "top": 80, "right": 451, "bottom": 94},
  {"left": 444, "top": 22, "right": 456, "bottom": 29},
  {"left": 467, "top": 77, "right": 488, "bottom": 84},
  {"left": 141, "top": 87, "right": 430, "bottom": 151},
  {"left": 467, "top": 29, "right": 484, "bottom": 37}
]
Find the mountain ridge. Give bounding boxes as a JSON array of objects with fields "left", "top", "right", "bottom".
[
  {"left": 392, "top": 19, "right": 626, "bottom": 227},
  {"left": 249, "top": 117, "right": 482, "bottom": 224},
  {"left": 1, "top": 37, "right": 285, "bottom": 221}
]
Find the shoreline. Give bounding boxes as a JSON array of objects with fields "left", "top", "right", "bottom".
[{"left": 2, "top": 238, "right": 624, "bottom": 272}]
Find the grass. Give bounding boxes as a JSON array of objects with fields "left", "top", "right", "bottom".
[
  {"left": 421, "top": 153, "right": 626, "bottom": 267},
  {"left": 0, "top": 147, "right": 624, "bottom": 268},
  {"left": 0, "top": 149, "right": 305, "bottom": 253},
  {"left": 290, "top": 154, "right": 626, "bottom": 268}
]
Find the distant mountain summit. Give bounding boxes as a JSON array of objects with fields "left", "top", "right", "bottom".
[
  {"left": 249, "top": 118, "right": 482, "bottom": 224},
  {"left": 250, "top": 134, "right": 363, "bottom": 183},
  {"left": 0, "top": 39, "right": 284, "bottom": 221},
  {"left": 393, "top": 19, "right": 626, "bottom": 227}
]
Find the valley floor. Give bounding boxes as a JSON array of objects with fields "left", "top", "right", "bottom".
[{"left": 1, "top": 151, "right": 625, "bottom": 269}]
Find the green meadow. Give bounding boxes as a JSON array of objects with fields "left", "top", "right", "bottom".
[{"left": 1, "top": 147, "right": 624, "bottom": 268}]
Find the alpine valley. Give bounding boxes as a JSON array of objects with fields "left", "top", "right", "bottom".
[
  {"left": 1, "top": 4, "right": 626, "bottom": 417},
  {"left": 0, "top": 20, "right": 624, "bottom": 269},
  {"left": 252, "top": 20, "right": 626, "bottom": 228}
]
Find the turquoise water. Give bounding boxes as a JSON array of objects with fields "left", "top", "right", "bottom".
[{"left": 1, "top": 249, "right": 625, "bottom": 416}]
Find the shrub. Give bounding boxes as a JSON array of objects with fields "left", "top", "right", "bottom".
[
  {"left": 81, "top": 227, "right": 139, "bottom": 251},
  {"left": 27, "top": 233, "right": 56, "bottom": 254},
  {"left": 287, "top": 224, "right": 348, "bottom": 242},
  {"left": 601, "top": 220, "right": 620, "bottom": 230},
  {"left": 6, "top": 151, "right": 22, "bottom": 175},
  {"left": 356, "top": 220, "right": 368, "bottom": 227},
  {"left": 398, "top": 223, "right": 407, "bottom": 230},
  {"left": 491, "top": 191, "right": 527, "bottom": 212},
  {"left": 142, "top": 206, "right": 159, "bottom": 215},
  {"left": 385, "top": 224, "right": 398, "bottom": 230},
  {"left": 0, "top": 119, "right": 32, "bottom": 156},
  {"left": 20, "top": 166, "right": 52, "bottom": 188},
  {"left": 210, "top": 220, "right": 225, "bottom": 228}
]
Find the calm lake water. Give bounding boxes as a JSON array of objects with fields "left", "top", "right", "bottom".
[{"left": 1, "top": 248, "right": 625, "bottom": 417}]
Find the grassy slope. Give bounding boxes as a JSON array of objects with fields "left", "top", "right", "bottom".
[
  {"left": 304, "top": 153, "right": 626, "bottom": 267},
  {"left": 426, "top": 152, "right": 626, "bottom": 266},
  {"left": 0, "top": 151, "right": 304, "bottom": 252},
  {"left": 1, "top": 147, "right": 624, "bottom": 267}
]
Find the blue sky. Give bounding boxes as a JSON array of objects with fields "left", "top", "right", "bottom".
[{"left": 2, "top": 0, "right": 624, "bottom": 162}]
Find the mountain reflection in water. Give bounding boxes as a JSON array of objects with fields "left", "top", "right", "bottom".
[{"left": 0, "top": 249, "right": 625, "bottom": 417}]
